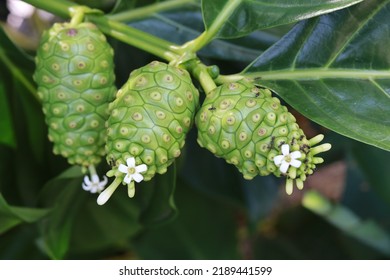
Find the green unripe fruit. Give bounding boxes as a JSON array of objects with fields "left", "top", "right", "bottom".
[
  {"left": 195, "top": 79, "right": 331, "bottom": 194},
  {"left": 106, "top": 61, "right": 199, "bottom": 182},
  {"left": 33, "top": 22, "right": 116, "bottom": 167}
]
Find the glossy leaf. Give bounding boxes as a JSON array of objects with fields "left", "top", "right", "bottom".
[
  {"left": 138, "top": 164, "right": 178, "bottom": 227},
  {"left": 202, "top": 0, "right": 363, "bottom": 39},
  {"left": 243, "top": 0, "right": 390, "bottom": 151},
  {"left": 351, "top": 142, "right": 390, "bottom": 205},
  {"left": 302, "top": 190, "right": 390, "bottom": 256},
  {"left": 134, "top": 179, "right": 240, "bottom": 259},
  {"left": 0, "top": 193, "right": 50, "bottom": 234},
  {"left": 129, "top": 12, "right": 265, "bottom": 63},
  {"left": 0, "top": 80, "right": 15, "bottom": 148}
]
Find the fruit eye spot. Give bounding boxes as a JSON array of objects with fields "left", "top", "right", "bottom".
[
  {"left": 221, "top": 140, "right": 230, "bottom": 149},
  {"left": 87, "top": 43, "right": 95, "bottom": 51},
  {"left": 228, "top": 83, "right": 238, "bottom": 90},
  {"left": 186, "top": 91, "right": 193, "bottom": 101},
  {"left": 162, "top": 134, "right": 171, "bottom": 142},
  {"left": 164, "top": 74, "right": 173, "bottom": 82},
  {"left": 141, "top": 135, "right": 151, "bottom": 143},
  {"left": 258, "top": 128, "right": 267, "bottom": 136},
  {"left": 175, "top": 97, "right": 183, "bottom": 106},
  {"left": 246, "top": 99, "right": 256, "bottom": 108},
  {"left": 100, "top": 77, "right": 108, "bottom": 85},
  {"left": 155, "top": 111, "right": 166, "bottom": 120},
  {"left": 239, "top": 132, "right": 247, "bottom": 141},
  {"left": 132, "top": 112, "right": 143, "bottom": 121},
  {"left": 60, "top": 42, "right": 69, "bottom": 51},
  {"left": 77, "top": 62, "right": 86, "bottom": 69},
  {"left": 76, "top": 105, "right": 85, "bottom": 112},
  {"left": 226, "top": 116, "right": 236, "bottom": 125},
  {"left": 51, "top": 63, "right": 60, "bottom": 71},
  {"left": 65, "top": 138, "right": 74, "bottom": 146},
  {"left": 208, "top": 125, "right": 216, "bottom": 135},
  {"left": 150, "top": 91, "right": 161, "bottom": 100},
  {"left": 90, "top": 120, "right": 99, "bottom": 127},
  {"left": 120, "top": 127, "right": 128, "bottom": 135}
]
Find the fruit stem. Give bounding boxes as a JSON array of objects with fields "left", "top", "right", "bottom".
[
  {"left": 108, "top": 0, "right": 199, "bottom": 22},
  {"left": 87, "top": 15, "right": 180, "bottom": 62},
  {"left": 175, "top": 0, "right": 241, "bottom": 53},
  {"left": 22, "top": 0, "right": 182, "bottom": 62},
  {"left": 188, "top": 60, "right": 217, "bottom": 95},
  {"left": 214, "top": 74, "right": 245, "bottom": 85}
]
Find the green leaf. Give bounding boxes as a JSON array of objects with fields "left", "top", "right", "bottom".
[
  {"left": 202, "top": 0, "right": 363, "bottom": 39},
  {"left": 302, "top": 190, "right": 390, "bottom": 256},
  {"left": 243, "top": 0, "right": 390, "bottom": 151},
  {"left": 134, "top": 178, "right": 240, "bottom": 259},
  {"left": 0, "top": 80, "right": 15, "bottom": 148},
  {"left": 138, "top": 163, "right": 178, "bottom": 227},
  {"left": 130, "top": 12, "right": 263, "bottom": 63},
  {"left": 351, "top": 143, "right": 390, "bottom": 205},
  {"left": 0, "top": 193, "right": 50, "bottom": 234}
]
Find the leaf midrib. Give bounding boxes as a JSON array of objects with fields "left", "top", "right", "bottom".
[{"left": 246, "top": 68, "right": 390, "bottom": 83}]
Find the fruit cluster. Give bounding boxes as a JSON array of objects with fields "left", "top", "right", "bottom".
[{"left": 34, "top": 21, "right": 330, "bottom": 205}]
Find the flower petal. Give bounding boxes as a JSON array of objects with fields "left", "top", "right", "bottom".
[
  {"left": 91, "top": 174, "right": 100, "bottom": 183},
  {"left": 281, "top": 144, "right": 290, "bottom": 156},
  {"left": 290, "top": 151, "right": 302, "bottom": 159},
  {"left": 135, "top": 164, "right": 147, "bottom": 173},
  {"left": 118, "top": 163, "right": 128, "bottom": 174},
  {"left": 273, "top": 155, "right": 284, "bottom": 166},
  {"left": 123, "top": 174, "right": 132, "bottom": 184},
  {"left": 126, "top": 157, "right": 136, "bottom": 168},
  {"left": 99, "top": 176, "right": 108, "bottom": 188},
  {"left": 83, "top": 175, "right": 91, "bottom": 185},
  {"left": 82, "top": 182, "right": 91, "bottom": 191},
  {"left": 280, "top": 161, "right": 290, "bottom": 173},
  {"left": 290, "top": 159, "right": 302, "bottom": 168},
  {"left": 132, "top": 173, "right": 144, "bottom": 183}
]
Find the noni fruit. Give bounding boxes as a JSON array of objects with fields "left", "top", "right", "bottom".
[
  {"left": 98, "top": 61, "right": 199, "bottom": 205},
  {"left": 195, "top": 79, "right": 331, "bottom": 195}
]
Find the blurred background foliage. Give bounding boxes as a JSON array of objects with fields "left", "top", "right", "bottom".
[{"left": 0, "top": 0, "right": 390, "bottom": 260}]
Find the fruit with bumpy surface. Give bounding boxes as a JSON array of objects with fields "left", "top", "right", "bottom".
[
  {"left": 34, "top": 22, "right": 116, "bottom": 168},
  {"left": 195, "top": 79, "right": 331, "bottom": 195},
  {"left": 98, "top": 61, "right": 199, "bottom": 205}
]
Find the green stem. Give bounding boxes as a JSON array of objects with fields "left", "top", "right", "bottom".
[
  {"left": 108, "top": 0, "right": 198, "bottom": 22},
  {"left": 188, "top": 61, "right": 217, "bottom": 94},
  {"left": 179, "top": 0, "right": 242, "bottom": 53},
  {"left": 22, "top": 0, "right": 182, "bottom": 63},
  {"left": 22, "top": 0, "right": 75, "bottom": 18},
  {"left": 87, "top": 15, "right": 179, "bottom": 62},
  {"left": 0, "top": 48, "right": 38, "bottom": 102}
]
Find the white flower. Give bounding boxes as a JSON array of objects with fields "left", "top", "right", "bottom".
[
  {"left": 97, "top": 157, "right": 148, "bottom": 206},
  {"left": 273, "top": 144, "right": 302, "bottom": 174},
  {"left": 82, "top": 174, "right": 108, "bottom": 193},
  {"left": 118, "top": 157, "right": 147, "bottom": 184}
]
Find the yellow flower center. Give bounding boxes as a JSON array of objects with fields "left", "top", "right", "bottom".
[{"left": 128, "top": 167, "right": 136, "bottom": 174}]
